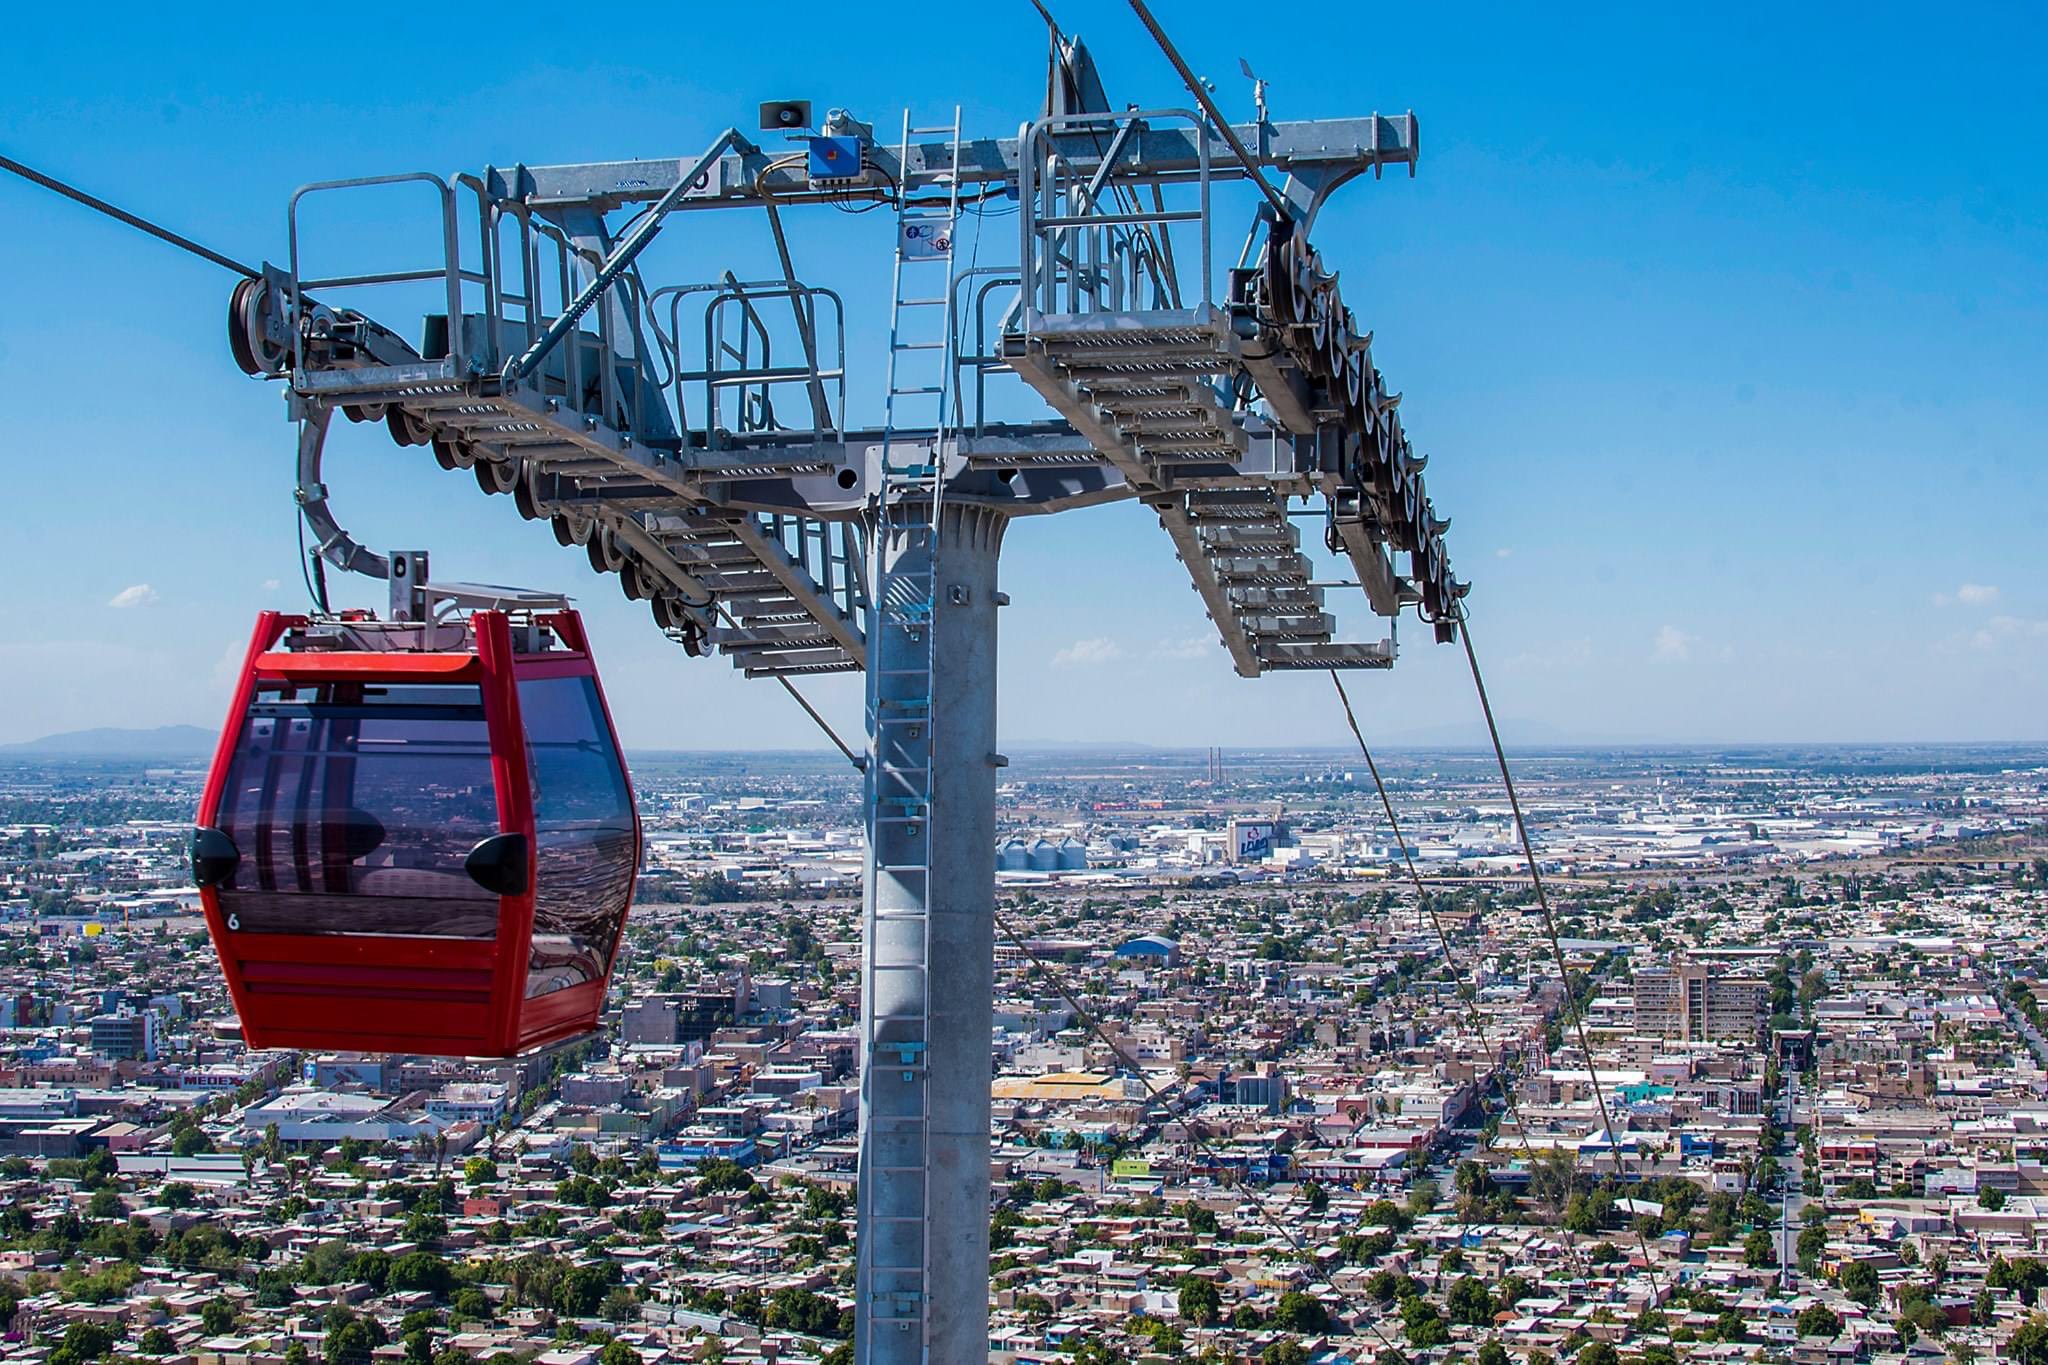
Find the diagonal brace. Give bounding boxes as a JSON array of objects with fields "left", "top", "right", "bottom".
[{"left": 506, "top": 129, "right": 747, "bottom": 384}]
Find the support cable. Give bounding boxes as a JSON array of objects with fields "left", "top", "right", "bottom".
[
  {"left": 706, "top": 599, "right": 863, "bottom": 770},
  {"left": 769, "top": 671, "right": 860, "bottom": 771},
  {"left": 1327, "top": 670, "right": 1595, "bottom": 1271},
  {"left": 0, "top": 151, "right": 347, "bottom": 612},
  {"left": 1455, "top": 612, "right": 1680, "bottom": 1310},
  {"left": 991, "top": 904, "right": 1413, "bottom": 1363},
  {"left": 1031, "top": 0, "right": 1183, "bottom": 307},
  {"left": 1124, "top": 0, "right": 1291, "bottom": 221},
  {"left": 0, "top": 152, "right": 258, "bottom": 278}
]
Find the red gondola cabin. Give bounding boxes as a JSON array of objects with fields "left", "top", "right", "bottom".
[{"left": 193, "top": 608, "right": 640, "bottom": 1056}]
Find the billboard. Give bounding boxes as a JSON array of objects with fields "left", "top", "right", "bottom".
[{"left": 1231, "top": 819, "right": 1276, "bottom": 864}]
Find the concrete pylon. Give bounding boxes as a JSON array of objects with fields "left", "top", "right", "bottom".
[{"left": 856, "top": 502, "right": 1006, "bottom": 1364}]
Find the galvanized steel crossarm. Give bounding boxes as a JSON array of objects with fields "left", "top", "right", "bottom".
[{"left": 479, "top": 115, "right": 1417, "bottom": 211}]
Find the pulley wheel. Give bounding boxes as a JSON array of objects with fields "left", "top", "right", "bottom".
[
  {"left": 586, "top": 528, "right": 624, "bottom": 575},
  {"left": 1308, "top": 296, "right": 1332, "bottom": 360},
  {"left": 618, "top": 559, "right": 644, "bottom": 601},
  {"left": 552, "top": 514, "right": 577, "bottom": 548},
  {"left": 387, "top": 410, "right": 430, "bottom": 447},
  {"left": 227, "top": 277, "right": 290, "bottom": 377},
  {"left": 431, "top": 435, "right": 460, "bottom": 471},
  {"left": 512, "top": 471, "right": 540, "bottom": 521},
  {"left": 475, "top": 460, "right": 518, "bottom": 495}
]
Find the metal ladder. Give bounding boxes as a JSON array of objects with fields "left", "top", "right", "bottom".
[{"left": 859, "top": 106, "right": 963, "bottom": 1358}]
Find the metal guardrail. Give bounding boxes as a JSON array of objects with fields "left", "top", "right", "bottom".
[
  {"left": 287, "top": 172, "right": 466, "bottom": 376},
  {"left": 648, "top": 277, "right": 847, "bottom": 451},
  {"left": 1016, "top": 108, "right": 1212, "bottom": 326}
]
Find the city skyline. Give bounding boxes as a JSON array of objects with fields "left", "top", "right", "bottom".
[{"left": 3, "top": 740, "right": 2045, "bottom": 1361}]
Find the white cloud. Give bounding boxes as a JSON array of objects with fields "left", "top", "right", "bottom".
[
  {"left": 1149, "top": 636, "right": 1214, "bottom": 661},
  {"left": 1935, "top": 582, "right": 2000, "bottom": 607},
  {"left": 1970, "top": 615, "right": 2048, "bottom": 650},
  {"left": 261, "top": 578, "right": 282, "bottom": 592},
  {"left": 1495, "top": 548, "right": 1513, "bottom": 559},
  {"left": 1051, "top": 637, "right": 1125, "bottom": 668},
  {"left": 1650, "top": 625, "right": 1696, "bottom": 663},
  {"left": 108, "top": 584, "right": 158, "bottom": 609}
]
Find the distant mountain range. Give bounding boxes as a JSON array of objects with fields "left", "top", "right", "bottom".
[{"left": 0, "top": 725, "right": 217, "bottom": 758}]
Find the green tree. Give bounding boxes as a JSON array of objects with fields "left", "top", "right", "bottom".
[
  {"left": 348, "top": 1250, "right": 393, "bottom": 1291},
  {"left": 1271, "top": 1291, "right": 1329, "bottom": 1334},
  {"left": 1797, "top": 1305, "right": 1844, "bottom": 1339},
  {"left": 325, "top": 1316, "right": 387, "bottom": 1365},
  {"left": 1177, "top": 1275, "right": 1221, "bottom": 1327},
  {"left": 554, "top": 1264, "right": 615, "bottom": 1317},
  {"left": 2013, "top": 1320, "right": 2048, "bottom": 1365},
  {"left": 596, "top": 1343, "right": 638, "bottom": 1365},
  {"left": 1402, "top": 1297, "right": 1450, "bottom": 1349},
  {"left": 52, "top": 1322, "right": 116, "bottom": 1365},
  {"left": 1797, "top": 1221, "right": 1827, "bottom": 1273},
  {"left": 1478, "top": 1343, "right": 1510, "bottom": 1365},
  {"left": 1447, "top": 1275, "right": 1495, "bottom": 1326},
  {"left": 695, "top": 1158, "right": 755, "bottom": 1195},
  {"left": 389, "top": 1251, "right": 454, "bottom": 1298},
  {"left": 139, "top": 1328, "right": 177, "bottom": 1355},
  {"left": 1578, "top": 1343, "right": 1619, "bottom": 1365},
  {"left": 200, "top": 1298, "right": 238, "bottom": 1335},
  {"left": 1744, "top": 1229, "right": 1778, "bottom": 1269},
  {"left": 1840, "top": 1259, "right": 1881, "bottom": 1308},
  {"left": 1262, "top": 1343, "right": 1310, "bottom": 1365}
]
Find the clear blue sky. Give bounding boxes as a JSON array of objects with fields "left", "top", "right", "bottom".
[{"left": 1, "top": 3, "right": 2042, "bottom": 749}]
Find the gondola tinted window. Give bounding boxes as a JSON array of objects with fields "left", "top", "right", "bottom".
[
  {"left": 519, "top": 675, "right": 637, "bottom": 997},
  {"left": 215, "top": 682, "right": 501, "bottom": 937}
]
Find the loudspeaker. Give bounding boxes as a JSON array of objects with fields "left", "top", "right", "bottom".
[{"left": 759, "top": 100, "right": 813, "bottom": 132}]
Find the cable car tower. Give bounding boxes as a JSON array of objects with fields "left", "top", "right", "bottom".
[{"left": 216, "top": 12, "right": 1467, "bottom": 1360}]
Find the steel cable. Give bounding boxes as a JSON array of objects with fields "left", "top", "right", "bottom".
[
  {"left": 0, "top": 152, "right": 258, "bottom": 278},
  {"left": 1328, "top": 668, "right": 1597, "bottom": 1277},
  {"left": 1455, "top": 611, "right": 1682, "bottom": 1314}
]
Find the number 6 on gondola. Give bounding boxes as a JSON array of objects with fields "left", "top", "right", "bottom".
[{"left": 191, "top": 607, "right": 642, "bottom": 1057}]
